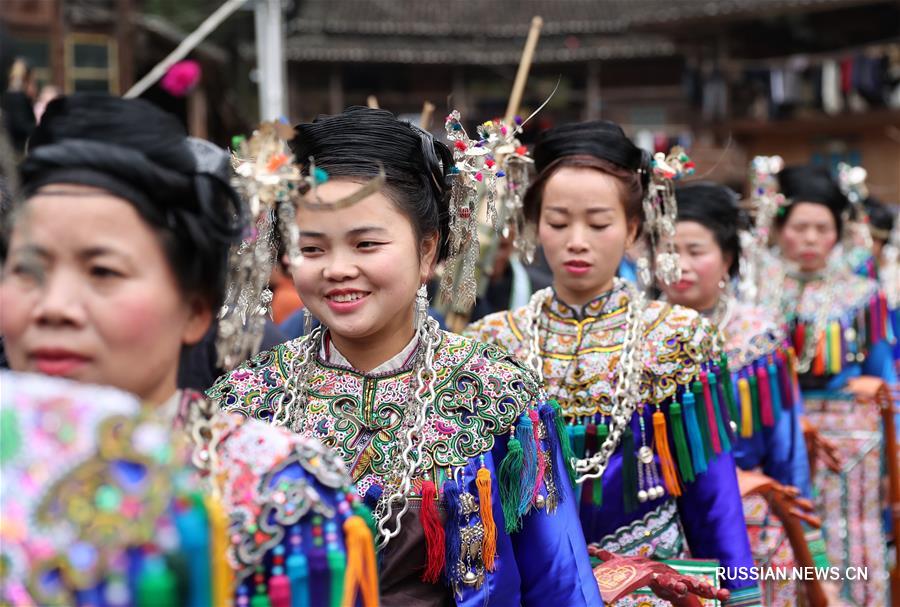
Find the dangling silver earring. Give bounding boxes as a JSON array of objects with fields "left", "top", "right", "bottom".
[
  {"left": 415, "top": 284, "right": 428, "bottom": 332},
  {"left": 303, "top": 307, "right": 313, "bottom": 336}
]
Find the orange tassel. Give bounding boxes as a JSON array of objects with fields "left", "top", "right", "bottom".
[
  {"left": 419, "top": 480, "right": 445, "bottom": 584},
  {"left": 476, "top": 466, "right": 497, "bottom": 571},
  {"left": 812, "top": 334, "right": 826, "bottom": 376},
  {"left": 341, "top": 515, "right": 379, "bottom": 607},
  {"left": 652, "top": 410, "right": 682, "bottom": 497}
]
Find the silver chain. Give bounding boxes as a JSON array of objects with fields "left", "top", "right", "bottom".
[
  {"left": 272, "top": 318, "right": 441, "bottom": 551},
  {"left": 374, "top": 316, "right": 441, "bottom": 549},
  {"left": 521, "top": 279, "right": 646, "bottom": 483}
]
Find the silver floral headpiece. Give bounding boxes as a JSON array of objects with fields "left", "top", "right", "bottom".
[
  {"left": 216, "top": 122, "right": 384, "bottom": 370},
  {"left": 441, "top": 111, "right": 533, "bottom": 310},
  {"left": 636, "top": 146, "right": 695, "bottom": 289}
]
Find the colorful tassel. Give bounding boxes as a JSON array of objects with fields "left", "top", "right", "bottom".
[
  {"left": 593, "top": 424, "right": 609, "bottom": 507},
  {"left": 475, "top": 466, "right": 497, "bottom": 571},
  {"left": 529, "top": 410, "right": 547, "bottom": 503},
  {"left": 326, "top": 522, "right": 345, "bottom": 607},
  {"left": 174, "top": 496, "right": 210, "bottom": 607},
  {"left": 794, "top": 323, "right": 806, "bottom": 357},
  {"left": 442, "top": 479, "right": 462, "bottom": 585},
  {"left": 268, "top": 546, "right": 292, "bottom": 607},
  {"left": 828, "top": 321, "right": 842, "bottom": 375},
  {"left": 204, "top": 495, "right": 232, "bottom": 607},
  {"left": 691, "top": 381, "right": 714, "bottom": 460},
  {"left": 352, "top": 501, "right": 377, "bottom": 543},
  {"left": 756, "top": 364, "right": 774, "bottom": 427},
  {"left": 767, "top": 358, "right": 783, "bottom": 422},
  {"left": 249, "top": 567, "right": 272, "bottom": 607},
  {"left": 622, "top": 426, "right": 638, "bottom": 513},
  {"left": 341, "top": 516, "right": 378, "bottom": 607},
  {"left": 570, "top": 423, "right": 587, "bottom": 460},
  {"left": 748, "top": 373, "right": 762, "bottom": 435},
  {"left": 419, "top": 479, "right": 445, "bottom": 584},
  {"left": 668, "top": 401, "right": 694, "bottom": 483},
  {"left": 718, "top": 354, "right": 739, "bottom": 423},
  {"left": 708, "top": 371, "right": 731, "bottom": 452},
  {"left": 776, "top": 351, "right": 794, "bottom": 410},
  {"left": 738, "top": 377, "right": 753, "bottom": 438},
  {"left": 286, "top": 526, "right": 310, "bottom": 607},
  {"left": 498, "top": 427, "right": 524, "bottom": 533},
  {"left": 812, "top": 332, "right": 826, "bottom": 376},
  {"left": 652, "top": 409, "right": 682, "bottom": 496},
  {"left": 516, "top": 414, "right": 537, "bottom": 515},
  {"left": 682, "top": 392, "right": 708, "bottom": 475},
  {"left": 540, "top": 403, "right": 573, "bottom": 494},
  {"left": 701, "top": 372, "right": 726, "bottom": 454}
]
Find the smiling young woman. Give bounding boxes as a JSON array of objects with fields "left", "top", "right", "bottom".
[
  {"left": 465, "top": 121, "right": 762, "bottom": 607},
  {"left": 208, "top": 107, "right": 603, "bottom": 607}
]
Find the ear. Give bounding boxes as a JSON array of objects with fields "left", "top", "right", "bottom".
[
  {"left": 624, "top": 219, "right": 640, "bottom": 250},
  {"left": 181, "top": 298, "right": 214, "bottom": 346},
  {"left": 419, "top": 231, "right": 440, "bottom": 283},
  {"left": 722, "top": 251, "right": 735, "bottom": 276}
]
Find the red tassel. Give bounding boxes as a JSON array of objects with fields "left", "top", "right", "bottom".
[
  {"left": 419, "top": 480, "right": 445, "bottom": 584},
  {"left": 700, "top": 372, "right": 722, "bottom": 454},
  {"left": 794, "top": 324, "right": 806, "bottom": 356},
  {"left": 757, "top": 364, "right": 774, "bottom": 427}
]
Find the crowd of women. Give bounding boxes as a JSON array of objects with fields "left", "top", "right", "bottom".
[{"left": 1, "top": 91, "right": 897, "bottom": 607}]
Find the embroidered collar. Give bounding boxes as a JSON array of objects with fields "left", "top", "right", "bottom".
[
  {"left": 546, "top": 283, "right": 628, "bottom": 321},
  {"left": 319, "top": 330, "right": 419, "bottom": 375}
]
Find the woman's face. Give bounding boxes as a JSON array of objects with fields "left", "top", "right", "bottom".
[
  {"left": 293, "top": 180, "right": 437, "bottom": 358},
  {"left": 661, "top": 220, "right": 731, "bottom": 312},
  {"left": 777, "top": 202, "right": 838, "bottom": 272},
  {"left": 537, "top": 167, "right": 638, "bottom": 306},
  {"left": 1, "top": 185, "right": 210, "bottom": 404}
]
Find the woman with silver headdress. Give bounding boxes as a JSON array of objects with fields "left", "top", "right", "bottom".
[
  {"left": 465, "top": 121, "right": 761, "bottom": 607},
  {"left": 756, "top": 164, "right": 897, "bottom": 605}
]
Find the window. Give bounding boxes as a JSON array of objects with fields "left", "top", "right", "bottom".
[{"left": 64, "top": 33, "right": 119, "bottom": 94}]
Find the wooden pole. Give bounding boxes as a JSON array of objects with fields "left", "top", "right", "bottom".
[
  {"left": 446, "top": 16, "right": 544, "bottom": 333},
  {"left": 420, "top": 101, "right": 435, "bottom": 130},
  {"left": 504, "top": 16, "right": 543, "bottom": 124}
]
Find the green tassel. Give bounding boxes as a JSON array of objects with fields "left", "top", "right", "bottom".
[
  {"left": 708, "top": 373, "right": 731, "bottom": 453},
  {"left": 719, "top": 354, "right": 739, "bottom": 423},
  {"left": 327, "top": 548, "right": 345, "bottom": 607},
  {"left": 622, "top": 426, "right": 638, "bottom": 514},
  {"left": 550, "top": 401, "right": 577, "bottom": 487},
  {"left": 570, "top": 423, "right": 587, "bottom": 460},
  {"left": 668, "top": 401, "right": 695, "bottom": 483},
  {"left": 498, "top": 431, "right": 524, "bottom": 533},
  {"left": 691, "top": 381, "right": 713, "bottom": 463},
  {"left": 592, "top": 424, "right": 608, "bottom": 506},
  {"left": 749, "top": 374, "right": 762, "bottom": 435}
]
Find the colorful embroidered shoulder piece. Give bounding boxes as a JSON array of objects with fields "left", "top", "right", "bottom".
[
  {"left": 208, "top": 330, "right": 575, "bottom": 594},
  {"left": 722, "top": 302, "right": 800, "bottom": 440},
  {"left": 465, "top": 286, "right": 735, "bottom": 500},
  {"left": 0, "top": 371, "right": 378, "bottom": 607},
  {"left": 759, "top": 260, "right": 892, "bottom": 377}
]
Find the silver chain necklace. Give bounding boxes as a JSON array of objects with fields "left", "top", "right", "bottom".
[
  {"left": 520, "top": 278, "right": 647, "bottom": 483},
  {"left": 271, "top": 316, "right": 442, "bottom": 550}
]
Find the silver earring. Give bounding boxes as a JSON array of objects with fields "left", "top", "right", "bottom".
[
  {"left": 303, "top": 307, "right": 313, "bottom": 335},
  {"left": 718, "top": 278, "right": 727, "bottom": 290},
  {"left": 415, "top": 284, "right": 428, "bottom": 332}
]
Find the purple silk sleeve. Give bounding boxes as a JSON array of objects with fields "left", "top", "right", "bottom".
[{"left": 675, "top": 451, "right": 757, "bottom": 593}]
